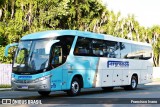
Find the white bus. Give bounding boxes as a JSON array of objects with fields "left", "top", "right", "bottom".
[{"left": 5, "top": 30, "right": 153, "bottom": 96}]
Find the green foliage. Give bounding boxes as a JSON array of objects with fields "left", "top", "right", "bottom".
[
  {"left": 0, "top": 0, "right": 160, "bottom": 66},
  {"left": 0, "top": 84, "right": 11, "bottom": 88},
  {"left": 0, "top": 46, "right": 12, "bottom": 63}
]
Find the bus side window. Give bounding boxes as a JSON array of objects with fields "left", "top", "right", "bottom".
[
  {"left": 57, "top": 36, "right": 74, "bottom": 61},
  {"left": 91, "top": 39, "right": 104, "bottom": 57},
  {"left": 74, "top": 48, "right": 79, "bottom": 54},
  {"left": 103, "top": 49, "right": 108, "bottom": 57},
  {"left": 105, "top": 40, "right": 120, "bottom": 58},
  {"left": 74, "top": 37, "right": 91, "bottom": 56},
  {"left": 50, "top": 44, "right": 62, "bottom": 65},
  {"left": 120, "top": 42, "right": 131, "bottom": 59}
]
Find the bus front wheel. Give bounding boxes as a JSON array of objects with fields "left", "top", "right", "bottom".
[
  {"left": 124, "top": 76, "right": 138, "bottom": 90},
  {"left": 38, "top": 91, "right": 50, "bottom": 96},
  {"left": 67, "top": 77, "right": 81, "bottom": 96}
]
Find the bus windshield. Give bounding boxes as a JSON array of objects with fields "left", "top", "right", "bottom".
[{"left": 13, "top": 39, "right": 57, "bottom": 74}]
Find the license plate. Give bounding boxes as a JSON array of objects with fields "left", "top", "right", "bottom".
[{"left": 21, "top": 85, "right": 28, "bottom": 89}]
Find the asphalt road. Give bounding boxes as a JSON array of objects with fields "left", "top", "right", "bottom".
[{"left": 0, "top": 81, "right": 160, "bottom": 107}]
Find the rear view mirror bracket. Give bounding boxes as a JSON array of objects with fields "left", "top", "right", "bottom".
[{"left": 5, "top": 43, "right": 18, "bottom": 57}]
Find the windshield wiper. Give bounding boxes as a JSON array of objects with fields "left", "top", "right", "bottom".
[
  {"left": 18, "top": 54, "right": 28, "bottom": 68},
  {"left": 40, "top": 59, "right": 48, "bottom": 69}
]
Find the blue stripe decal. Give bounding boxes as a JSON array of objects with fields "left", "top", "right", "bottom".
[{"left": 12, "top": 71, "right": 51, "bottom": 80}]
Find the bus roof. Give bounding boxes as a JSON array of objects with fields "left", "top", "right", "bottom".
[{"left": 21, "top": 30, "right": 151, "bottom": 47}]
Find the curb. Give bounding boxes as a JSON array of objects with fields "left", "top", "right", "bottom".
[
  {"left": 0, "top": 80, "right": 159, "bottom": 91},
  {"left": 0, "top": 88, "right": 11, "bottom": 91},
  {"left": 152, "top": 78, "right": 160, "bottom": 82}
]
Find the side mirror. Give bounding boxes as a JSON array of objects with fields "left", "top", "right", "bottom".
[{"left": 5, "top": 43, "right": 18, "bottom": 57}]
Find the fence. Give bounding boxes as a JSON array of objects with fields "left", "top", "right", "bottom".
[
  {"left": 0, "top": 64, "right": 160, "bottom": 85},
  {"left": 0, "top": 64, "right": 12, "bottom": 85}
]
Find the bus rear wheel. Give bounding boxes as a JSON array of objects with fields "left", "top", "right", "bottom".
[
  {"left": 124, "top": 76, "right": 138, "bottom": 90},
  {"left": 102, "top": 87, "right": 114, "bottom": 92},
  {"left": 67, "top": 77, "right": 81, "bottom": 96},
  {"left": 38, "top": 91, "right": 50, "bottom": 96}
]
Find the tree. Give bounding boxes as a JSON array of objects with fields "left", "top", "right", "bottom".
[{"left": 0, "top": 0, "right": 160, "bottom": 66}]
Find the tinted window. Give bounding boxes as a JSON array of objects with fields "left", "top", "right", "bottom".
[
  {"left": 74, "top": 37, "right": 120, "bottom": 58},
  {"left": 104, "top": 40, "right": 120, "bottom": 58},
  {"left": 74, "top": 36, "right": 151, "bottom": 60},
  {"left": 130, "top": 44, "right": 152, "bottom": 60},
  {"left": 92, "top": 39, "right": 105, "bottom": 57},
  {"left": 57, "top": 36, "right": 75, "bottom": 56},
  {"left": 74, "top": 37, "right": 92, "bottom": 56},
  {"left": 120, "top": 42, "right": 131, "bottom": 58},
  {"left": 49, "top": 36, "right": 74, "bottom": 68}
]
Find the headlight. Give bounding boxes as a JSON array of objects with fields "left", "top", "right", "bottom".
[
  {"left": 11, "top": 77, "right": 16, "bottom": 82},
  {"left": 33, "top": 75, "right": 51, "bottom": 83}
]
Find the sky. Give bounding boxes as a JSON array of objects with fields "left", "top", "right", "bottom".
[{"left": 102, "top": 0, "right": 160, "bottom": 27}]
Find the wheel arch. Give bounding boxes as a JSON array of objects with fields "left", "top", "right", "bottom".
[{"left": 67, "top": 74, "right": 84, "bottom": 89}]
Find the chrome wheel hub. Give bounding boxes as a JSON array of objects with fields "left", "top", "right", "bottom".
[
  {"left": 132, "top": 79, "right": 137, "bottom": 88},
  {"left": 72, "top": 81, "right": 79, "bottom": 93}
]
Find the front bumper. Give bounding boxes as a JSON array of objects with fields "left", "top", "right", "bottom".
[{"left": 11, "top": 75, "right": 51, "bottom": 91}]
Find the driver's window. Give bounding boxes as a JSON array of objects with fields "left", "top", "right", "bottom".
[
  {"left": 51, "top": 44, "right": 63, "bottom": 65},
  {"left": 49, "top": 36, "right": 74, "bottom": 69}
]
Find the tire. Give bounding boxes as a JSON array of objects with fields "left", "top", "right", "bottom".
[
  {"left": 102, "top": 87, "right": 114, "bottom": 92},
  {"left": 124, "top": 76, "right": 138, "bottom": 90},
  {"left": 38, "top": 91, "right": 50, "bottom": 96},
  {"left": 67, "top": 77, "right": 81, "bottom": 96}
]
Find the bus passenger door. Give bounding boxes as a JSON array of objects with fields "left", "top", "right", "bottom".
[
  {"left": 50, "top": 67, "right": 63, "bottom": 91},
  {"left": 62, "top": 68, "right": 69, "bottom": 90},
  {"left": 50, "top": 43, "right": 63, "bottom": 91}
]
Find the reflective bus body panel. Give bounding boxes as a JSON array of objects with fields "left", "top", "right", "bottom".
[{"left": 10, "top": 30, "right": 152, "bottom": 92}]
